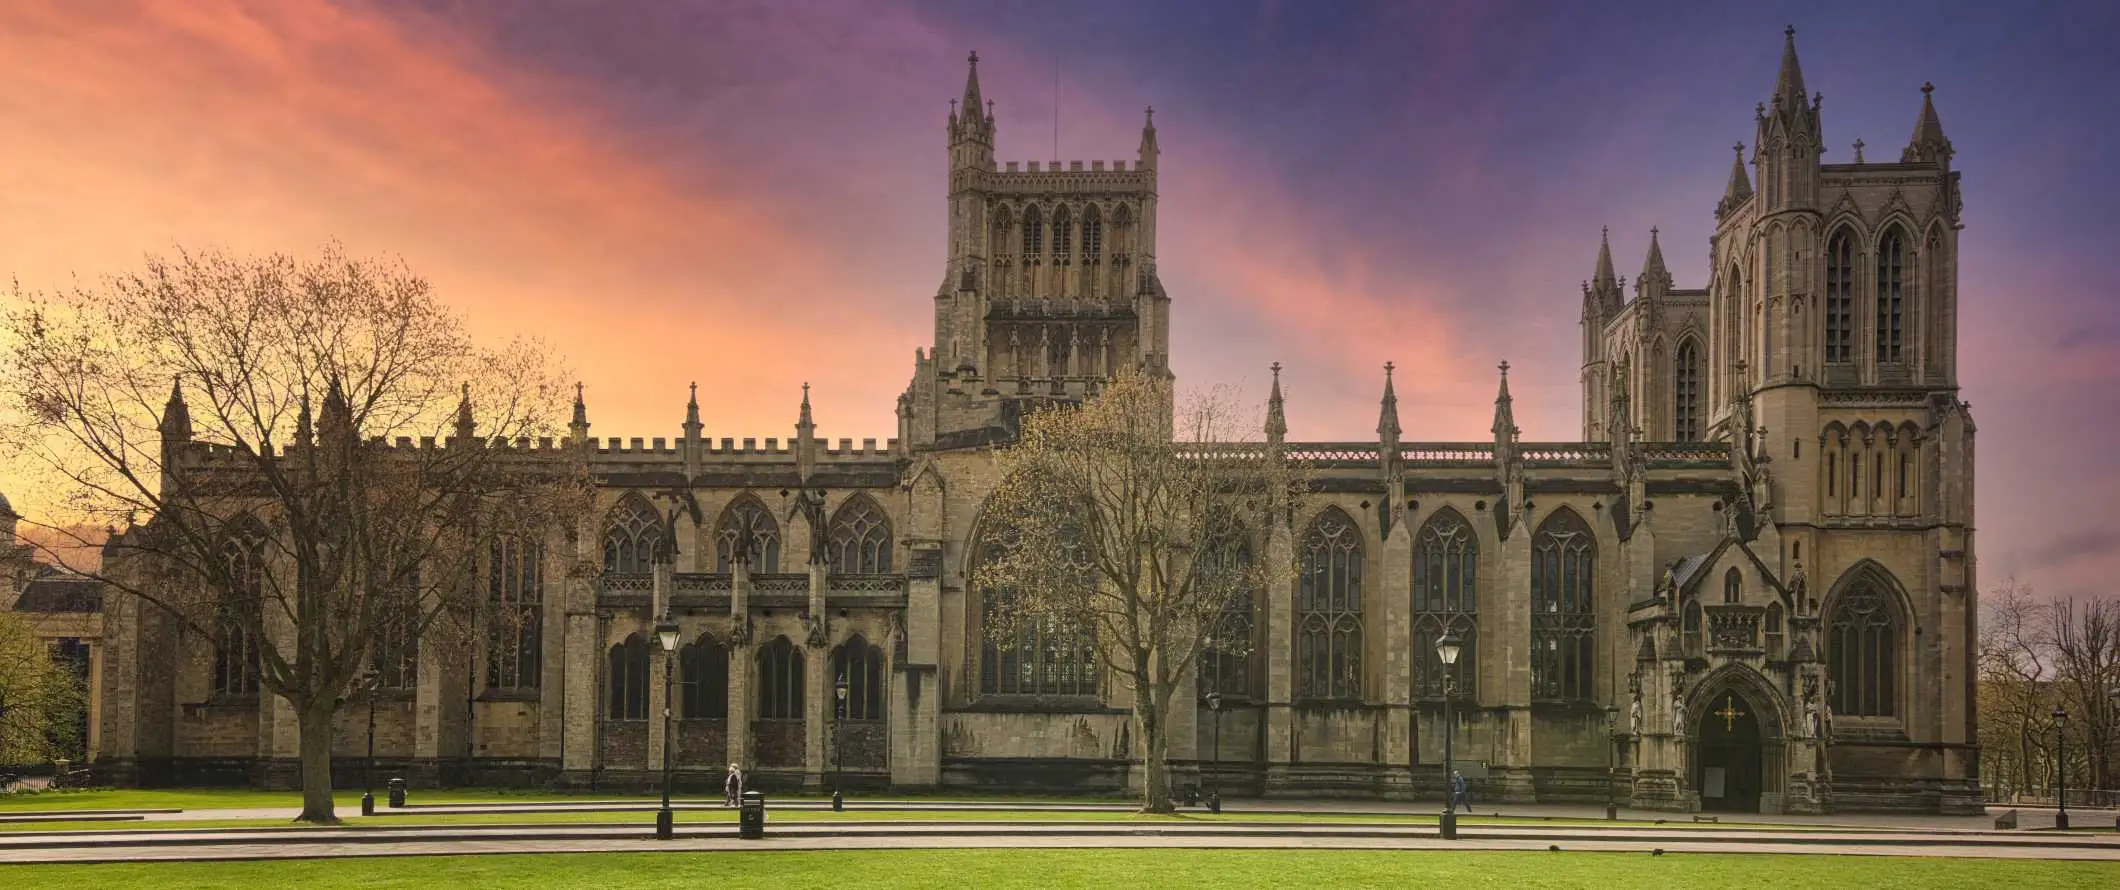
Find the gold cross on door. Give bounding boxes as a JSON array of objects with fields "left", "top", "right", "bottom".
[{"left": 1715, "top": 695, "right": 1746, "bottom": 732}]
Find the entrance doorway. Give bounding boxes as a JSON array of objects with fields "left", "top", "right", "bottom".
[{"left": 1694, "top": 691, "right": 1762, "bottom": 813}]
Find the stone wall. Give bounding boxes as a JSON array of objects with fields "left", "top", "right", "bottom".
[
  {"left": 674, "top": 719, "right": 728, "bottom": 768},
  {"left": 754, "top": 718, "right": 805, "bottom": 768},
  {"left": 601, "top": 720, "right": 647, "bottom": 770},
  {"left": 838, "top": 719, "right": 888, "bottom": 770}
]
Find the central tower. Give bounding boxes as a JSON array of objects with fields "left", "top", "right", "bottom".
[{"left": 905, "top": 52, "right": 1171, "bottom": 449}]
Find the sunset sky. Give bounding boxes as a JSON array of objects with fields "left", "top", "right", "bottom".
[{"left": 2, "top": 1, "right": 2115, "bottom": 602}]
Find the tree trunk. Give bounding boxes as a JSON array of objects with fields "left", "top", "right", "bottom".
[
  {"left": 295, "top": 699, "right": 340, "bottom": 824},
  {"left": 1135, "top": 681, "right": 1173, "bottom": 814}
]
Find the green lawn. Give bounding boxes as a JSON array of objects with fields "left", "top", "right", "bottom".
[{"left": 2, "top": 850, "right": 2112, "bottom": 888}]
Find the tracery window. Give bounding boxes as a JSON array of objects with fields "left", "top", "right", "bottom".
[
  {"left": 1674, "top": 339, "right": 1703, "bottom": 441},
  {"left": 1297, "top": 508, "right": 1364, "bottom": 701},
  {"left": 1198, "top": 538, "right": 1257, "bottom": 700},
  {"left": 1082, "top": 206, "right": 1103, "bottom": 264},
  {"left": 1825, "top": 229, "right": 1855, "bottom": 364},
  {"left": 607, "top": 633, "right": 648, "bottom": 720},
  {"left": 1052, "top": 205, "right": 1073, "bottom": 266},
  {"left": 977, "top": 530, "right": 1098, "bottom": 697},
  {"left": 1022, "top": 206, "right": 1044, "bottom": 263},
  {"left": 1876, "top": 227, "right": 1906, "bottom": 364},
  {"left": 831, "top": 635, "right": 886, "bottom": 720},
  {"left": 373, "top": 568, "right": 421, "bottom": 690},
  {"left": 757, "top": 636, "right": 805, "bottom": 720},
  {"left": 679, "top": 635, "right": 728, "bottom": 719},
  {"left": 715, "top": 495, "right": 782, "bottom": 573},
  {"left": 602, "top": 496, "right": 663, "bottom": 574},
  {"left": 1413, "top": 509, "right": 1478, "bottom": 699},
  {"left": 1828, "top": 577, "right": 1899, "bottom": 718},
  {"left": 212, "top": 528, "right": 265, "bottom": 698},
  {"left": 487, "top": 537, "right": 543, "bottom": 691},
  {"left": 1530, "top": 509, "right": 1595, "bottom": 702},
  {"left": 826, "top": 496, "right": 892, "bottom": 574}
]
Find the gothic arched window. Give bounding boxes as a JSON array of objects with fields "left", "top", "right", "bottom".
[
  {"left": 1413, "top": 509, "right": 1478, "bottom": 699},
  {"left": 1825, "top": 228, "right": 1855, "bottom": 364},
  {"left": 607, "top": 633, "right": 648, "bottom": 720},
  {"left": 1530, "top": 509, "right": 1595, "bottom": 702},
  {"left": 826, "top": 496, "right": 893, "bottom": 574},
  {"left": 1199, "top": 538, "right": 1257, "bottom": 700},
  {"left": 679, "top": 634, "right": 728, "bottom": 719},
  {"left": 487, "top": 536, "right": 543, "bottom": 691},
  {"left": 1723, "top": 567, "right": 1742, "bottom": 604},
  {"left": 1683, "top": 597, "right": 1703, "bottom": 657},
  {"left": 1876, "top": 227, "right": 1907, "bottom": 364},
  {"left": 212, "top": 525, "right": 266, "bottom": 698},
  {"left": 1052, "top": 204, "right": 1073, "bottom": 266},
  {"left": 831, "top": 635, "right": 886, "bottom": 721},
  {"left": 1765, "top": 601, "right": 1786, "bottom": 659},
  {"left": 602, "top": 496, "right": 663, "bottom": 574},
  {"left": 715, "top": 495, "right": 781, "bottom": 573},
  {"left": 976, "top": 528, "right": 1098, "bottom": 697},
  {"left": 757, "top": 636, "right": 805, "bottom": 720},
  {"left": 373, "top": 567, "right": 421, "bottom": 690},
  {"left": 1828, "top": 574, "right": 1900, "bottom": 718},
  {"left": 1082, "top": 205, "right": 1103, "bottom": 264},
  {"left": 1022, "top": 206, "right": 1044, "bottom": 262},
  {"left": 1297, "top": 507, "right": 1364, "bottom": 701},
  {"left": 1674, "top": 339, "right": 1703, "bottom": 441}
]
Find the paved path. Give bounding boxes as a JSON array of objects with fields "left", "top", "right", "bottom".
[{"left": 3, "top": 817, "right": 2117, "bottom": 865}]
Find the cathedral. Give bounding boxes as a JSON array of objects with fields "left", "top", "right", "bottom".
[{"left": 80, "top": 30, "right": 1979, "bottom": 814}]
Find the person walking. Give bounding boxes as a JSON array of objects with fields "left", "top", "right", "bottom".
[
  {"left": 1451, "top": 770, "right": 1470, "bottom": 813},
  {"left": 724, "top": 763, "right": 744, "bottom": 807}
]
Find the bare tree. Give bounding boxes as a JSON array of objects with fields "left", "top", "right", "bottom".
[
  {"left": 2050, "top": 596, "right": 2120, "bottom": 794},
  {"left": 1, "top": 245, "right": 590, "bottom": 822},
  {"left": 1978, "top": 578, "right": 2054, "bottom": 798},
  {"left": 973, "top": 368, "right": 1306, "bottom": 813}
]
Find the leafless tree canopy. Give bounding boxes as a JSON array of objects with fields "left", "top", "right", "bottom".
[
  {"left": 1977, "top": 579, "right": 2120, "bottom": 801},
  {"left": 0, "top": 244, "right": 591, "bottom": 820},
  {"left": 972, "top": 367, "right": 1307, "bottom": 812}
]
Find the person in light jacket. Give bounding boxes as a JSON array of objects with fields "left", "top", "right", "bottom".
[{"left": 724, "top": 763, "right": 744, "bottom": 807}]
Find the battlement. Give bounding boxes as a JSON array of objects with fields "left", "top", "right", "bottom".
[
  {"left": 1004, "top": 159, "right": 1131, "bottom": 173},
  {"left": 584, "top": 435, "right": 901, "bottom": 462}
]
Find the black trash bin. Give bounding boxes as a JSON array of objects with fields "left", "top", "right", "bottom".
[
  {"left": 387, "top": 777, "right": 407, "bottom": 809},
  {"left": 739, "top": 791, "right": 766, "bottom": 839}
]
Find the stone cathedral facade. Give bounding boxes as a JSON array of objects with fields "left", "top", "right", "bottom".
[{"left": 89, "top": 32, "right": 1979, "bottom": 814}]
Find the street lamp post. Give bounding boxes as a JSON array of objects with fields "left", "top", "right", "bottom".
[
  {"left": 833, "top": 671, "right": 849, "bottom": 812},
  {"left": 1604, "top": 704, "right": 1619, "bottom": 820},
  {"left": 655, "top": 618, "right": 681, "bottom": 840},
  {"left": 1436, "top": 631, "right": 1462, "bottom": 841},
  {"left": 360, "top": 669, "right": 379, "bottom": 817},
  {"left": 1205, "top": 691, "right": 1223, "bottom": 814},
  {"left": 2053, "top": 705, "right": 2070, "bottom": 831}
]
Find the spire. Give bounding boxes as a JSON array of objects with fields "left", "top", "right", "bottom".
[
  {"left": 1771, "top": 25, "right": 1807, "bottom": 112},
  {"left": 453, "top": 383, "right": 475, "bottom": 441},
  {"left": 1376, "top": 362, "right": 1401, "bottom": 442},
  {"left": 1138, "top": 105, "right": 1159, "bottom": 169},
  {"left": 1593, "top": 226, "right": 1616, "bottom": 291},
  {"left": 796, "top": 382, "right": 815, "bottom": 435},
  {"left": 294, "top": 391, "right": 313, "bottom": 447},
  {"left": 794, "top": 383, "right": 817, "bottom": 483},
  {"left": 1637, "top": 227, "right": 1672, "bottom": 294},
  {"left": 1264, "top": 362, "right": 1287, "bottom": 445},
  {"left": 568, "top": 381, "right": 590, "bottom": 450},
  {"left": 1490, "top": 360, "right": 1517, "bottom": 443},
  {"left": 318, "top": 378, "right": 351, "bottom": 440},
  {"left": 159, "top": 376, "right": 192, "bottom": 443},
  {"left": 1718, "top": 142, "right": 1753, "bottom": 217},
  {"left": 1901, "top": 81, "right": 1954, "bottom": 166},
  {"left": 961, "top": 51, "right": 984, "bottom": 118}
]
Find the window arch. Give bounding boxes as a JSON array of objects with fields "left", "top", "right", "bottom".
[
  {"left": 1530, "top": 508, "right": 1595, "bottom": 702},
  {"left": 1825, "top": 227, "right": 1855, "bottom": 364},
  {"left": 1765, "top": 601, "right": 1786, "bottom": 659},
  {"left": 602, "top": 495, "right": 663, "bottom": 574},
  {"left": 715, "top": 495, "right": 781, "bottom": 573},
  {"left": 1021, "top": 205, "right": 1044, "bottom": 261},
  {"left": 1199, "top": 537, "right": 1257, "bottom": 700},
  {"left": 212, "top": 526, "right": 266, "bottom": 698},
  {"left": 1827, "top": 569, "right": 1902, "bottom": 718},
  {"left": 831, "top": 635, "right": 886, "bottom": 721},
  {"left": 757, "top": 636, "right": 805, "bottom": 720},
  {"left": 826, "top": 496, "right": 893, "bottom": 574},
  {"left": 1297, "top": 507, "right": 1364, "bottom": 701},
  {"left": 976, "top": 526, "right": 1098, "bottom": 697},
  {"left": 1082, "top": 205, "right": 1103, "bottom": 265},
  {"left": 1683, "top": 597, "right": 1703, "bottom": 657},
  {"left": 1876, "top": 227, "right": 1907, "bottom": 364},
  {"left": 1413, "top": 508, "right": 1478, "bottom": 699},
  {"left": 1051, "top": 204, "right": 1073, "bottom": 265},
  {"left": 373, "top": 568, "right": 421, "bottom": 690},
  {"left": 487, "top": 536, "right": 543, "bottom": 691},
  {"left": 1723, "top": 567, "right": 1742, "bottom": 604},
  {"left": 1674, "top": 339, "right": 1703, "bottom": 441},
  {"left": 607, "top": 633, "right": 648, "bottom": 720},
  {"left": 679, "top": 634, "right": 728, "bottom": 719}
]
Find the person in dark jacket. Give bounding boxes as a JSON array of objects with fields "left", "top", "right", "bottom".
[{"left": 1451, "top": 770, "right": 1470, "bottom": 813}]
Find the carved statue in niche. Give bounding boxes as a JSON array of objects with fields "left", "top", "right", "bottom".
[
  {"left": 1670, "top": 677, "right": 1689, "bottom": 737},
  {"left": 1800, "top": 673, "right": 1820, "bottom": 740},
  {"left": 729, "top": 612, "right": 751, "bottom": 646},
  {"left": 794, "top": 487, "right": 829, "bottom": 566},
  {"left": 1630, "top": 695, "right": 1644, "bottom": 737}
]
